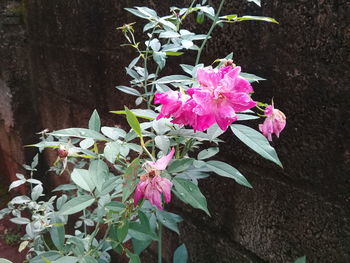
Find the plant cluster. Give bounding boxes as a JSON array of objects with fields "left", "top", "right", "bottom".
[{"left": 0, "top": 1, "right": 286, "bottom": 262}]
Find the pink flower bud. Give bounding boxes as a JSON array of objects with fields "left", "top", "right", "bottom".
[
  {"left": 57, "top": 146, "right": 68, "bottom": 158},
  {"left": 259, "top": 105, "right": 286, "bottom": 141}
]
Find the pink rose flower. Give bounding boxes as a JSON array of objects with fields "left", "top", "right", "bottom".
[
  {"left": 134, "top": 148, "right": 175, "bottom": 210},
  {"left": 154, "top": 65, "right": 256, "bottom": 131},
  {"left": 259, "top": 105, "right": 286, "bottom": 141}
]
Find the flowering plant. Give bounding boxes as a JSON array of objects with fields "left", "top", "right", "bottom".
[{"left": 0, "top": 1, "right": 286, "bottom": 262}]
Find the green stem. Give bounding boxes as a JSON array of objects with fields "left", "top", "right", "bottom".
[
  {"left": 158, "top": 223, "right": 163, "bottom": 263},
  {"left": 195, "top": 0, "right": 226, "bottom": 65}
]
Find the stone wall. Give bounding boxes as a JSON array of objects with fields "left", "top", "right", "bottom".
[{"left": 1, "top": 0, "right": 349, "bottom": 262}]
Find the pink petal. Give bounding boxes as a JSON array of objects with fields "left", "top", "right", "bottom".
[
  {"left": 214, "top": 103, "right": 237, "bottom": 131},
  {"left": 148, "top": 148, "right": 175, "bottom": 171}
]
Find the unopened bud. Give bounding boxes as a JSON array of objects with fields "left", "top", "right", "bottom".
[
  {"left": 224, "top": 59, "right": 235, "bottom": 67},
  {"left": 57, "top": 145, "right": 68, "bottom": 158}
]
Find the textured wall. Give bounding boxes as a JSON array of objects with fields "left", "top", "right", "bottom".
[{"left": 1, "top": 0, "right": 349, "bottom": 262}]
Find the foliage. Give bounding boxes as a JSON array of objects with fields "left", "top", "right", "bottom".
[{"left": 0, "top": 1, "right": 284, "bottom": 262}]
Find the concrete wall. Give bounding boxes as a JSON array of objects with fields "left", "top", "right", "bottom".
[{"left": 0, "top": 0, "right": 349, "bottom": 262}]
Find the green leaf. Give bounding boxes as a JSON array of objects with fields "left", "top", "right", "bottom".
[
  {"left": 173, "top": 244, "right": 188, "bottom": 263},
  {"left": 236, "top": 114, "right": 260, "bottom": 121},
  {"left": 180, "top": 64, "right": 194, "bottom": 75},
  {"left": 49, "top": 215, "right": 65, "bottom": 251},
  {"left": 49, "top": 128, "right": 108, "bottom": 141},
  {"left": 165, "top": 51, "right": 184, "bottom": 56},
  {"left": 30, "top": 251, "right": 61, "bottom": 263},
  {"left": 239, "top": 72, "right": 266, "bottom": 83},
  {"left": 132, "top": 238, "right": 152, "bottom": 255},
  {"left": 101, "top": 126, "right": 126, "bottom": 140},
  {"left": 125, "top": 249, "right": 141, "bottom": 263},
  {"left": 0, "top": 259, "right": 14, "bottom": 263},
  {"left": 71, "top": 169, "right": 95, "bottom": 192},
  {"left": 294, "top": 256, "right": 307, "bottom": 263},
  {"left": 247, "top": 0, "right": 261, "bottom": 6},
  {"left": 79, "top": 138, "right": 94, "bottom": 149},
  {"left": 206, "top": 160, "right": 252, "bottom": 188},
  {"left": 124, "top": 8, "right": 150, "bottom": 19},
  {"left": 53, "top": 257, "right": 78, "bottom": 263},
  {"left": 122, "top": 158, "right": 140, "bottom": 202},
  {"left": 167, "top": 159, "right": 194, "bottom": 174},
  {"left": 238, "top": 15, "right": 278, "bottom": 24},
  {"left": 52, "top": 184, "right": 77, "bottom": 192},
  {"left": 159, "top": 31, "right": 180, "bottom": 38},
  {"left": 88, "top": 110, "right": 101, "bottom": 132},
  {"left": 172, "top": 178, "right": 209, "bottom": 215},
  {"left": 129, "top": 211, "right": 157, "bottom": 241},
  {"left": 115, "top": 86, "right": 141, "bottom": 96},
  {"left": 117, "top": 221, "right": 129, "bottom": 242},
  {"left": 89, "top": 160, "right": 109, "bottom": 192},
  {"left": 59, "top": 195, "right": 95, "bottom": 215},
  {"left": 80, "top": 256, "right": 98, "bottom": 263},
  {"left": 153, "top": 51, "right": 166, "bottom": 69},
  {"left": 197, "top": 147, "right": 219, "bottom": 160},
  {"left": 230, "top": 124, "right": 282, "bottom": 167},
  {"left": 105, "top": 201, "right": 125, "bottom": 212},
  {"left": 196, "top": 11, "right": 205, "bottom": 24},
  {"left": 110, "top": 109, "right": 157, "bottom": 120},
  {"left": 156, "top": 210, "right": 183, "bottom": 234},
  {"left": 104, "top": 142, "right": 120, "bottom": 163},
  {"left": 154, "top": 75, "right": 192, "bottom": 84},
  {"left": 124, "top": 107, "right": 142, "bottom": 137}
]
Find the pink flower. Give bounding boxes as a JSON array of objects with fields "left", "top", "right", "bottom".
[
  {"left": 259, "top": 105, "right": 286, "bottom": 141},
  {"left": 154, "top": 65, "right": 256, "bottom": 131},
  {"left": 134, "top": 148, "right": 175, "bottom": 210},
  {"left": 191, "top": 66, "right": 256, "bottom": 131}
]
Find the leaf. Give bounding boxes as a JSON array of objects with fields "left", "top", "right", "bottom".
[
  {"left": 206, "top": 160, "right": 252, "bottom": 188},
  {"left": 103, "top": 142, "right": 120, "bottom": 163},
  {"left": 9, "top": 180, "right": 26, "bottom": 191},
  {"left": 230, "top": 124, "right": 282, "bottom": 167},
  {"left": 31, "top": 184, "right": 43, "bottom": 201},
  {"left": 101, "top": 126, "right": 126, "bottom": 140},
  {"left": 79, "top": 138, "right": 94, "bottom": 150},
  {"left": 53, "top": 257, "right": 78, "bottom": 263},
  {"left": 154, "top": 75, "right": 192, "bottom": 85},
  {"left": 173, "top": 244, "right": 188, "bottom": 263},
  {"left": 50, "top": 215, "right": 65, "bottom": 251},
  {"left": 238, "top": 15, "right": 278, "bottom": 24},
  {"left": 0, "top": 259, "right": 14, "bottom": 263},
  {"left": 129, "top": 211, "right": 157, "bottom": 241},
  {"left": 89, "top": 160, "right": 109, "bottom": 192},
  {"left": 59, "top": 195, "right": 95, "bottom": 215},
  {"left": 197, "top": 147, "right": 219, "bottom": 160},
  {"left": 80, "top": 256, "right": 98, "bottom": 263},
  {"left": 52, "top": 184, "right": 77, "bottom": 192},
  {"left": 294, "top": 256, "right": 307, "bottom": 263},
  {"left": 167, "top": 159, "right": 194, "bottom": 174},
  {"left": 172, "top": 178, "right": 209, "bottom": 215},
  {"left": 115, "top": 86, "right": 141, "bottom": 96},
  {"left": 31, "top": 154, "right": 39, "bottom": 169},
  {"left": 156, "top": 210, "right": 183, "bottom": 234},
  {"left": 122, "top": 158, "right": 140, "bottom": 202},
  {"left": 105, "top": 201, "right": 125, "bottom": 212},
  {"left": 71, "top": 169, "right": 95, "bottom": 192},
  {"left": 88, "top": 110, "right": 101, "bottom": 132},
  {"left": 18, "top": 240, "right": 29, "bottom": 252},
  {"left": 124, "top": 8, "right": 150, "bottom": 19},
  {"left": 180, "top": 64, "right": 194, "bottom": 76},
  {"left": 239, "top": 72, "right": 266, "bottom": 83},
  {"left": 181, "top": 39, "right": 194, "bottom": 49},
  {"left": 125, "top": 250, "right": 141, "bottom": 263},
  {"left": 153, "top": 51, "right": 166, "bottom": 69},
  {"left": 206, "top": 123, "right": 225, "bottom": 141},
  {"left": 49, "top": 128, "right": 108, "bottom": 141},
  {"left": 155, "top": 135, "right": 170, "bottom": 153},
  {"left": 10, "top": 217, "right": 30, "bottom": 225},
  {"left": 110, "top": 109, "right": 157, "bottom": 120},
  {"left": 132, "top": 238, "right": 152, "bottom": 255},
  {"left": 30, "top": 251, "right": 61, "bottom": 263},
  {"left": 159, "top": 31, "right": 180, "bottom": 38},
  {"left": 124, "top": 107, "right": 142, "bottom": 137},
  {"left": 236, "top": 114, "right": 260, "bottom": 121},
  {"left": 247, "top": 0, "right": 261, "bottom": 6},
  {"left": 148, "top": 38, "right": 161, "bottom": 52}
]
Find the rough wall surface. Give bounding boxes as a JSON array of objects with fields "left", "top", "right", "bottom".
[{"left": 1, "top": 0, "right": 349, "bottom": 262}]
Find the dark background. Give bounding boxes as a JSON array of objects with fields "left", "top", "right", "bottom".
[{"left": 0, "top": 0, "right": 349, "bottom": 262}]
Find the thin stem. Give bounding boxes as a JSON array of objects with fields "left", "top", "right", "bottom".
[
  {"left": 158, "top": 223, "right": 163, "bottom": 263},
  {"left": 83, "top": 209, "right": 87, "bottom": 236},
  {"left": 195, "top": 0, "right": 226, "bottom": 65}
]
